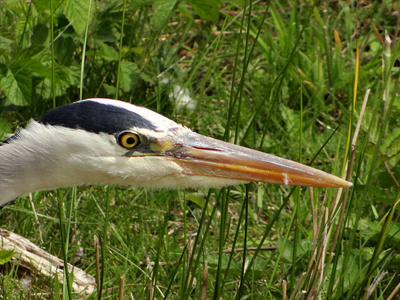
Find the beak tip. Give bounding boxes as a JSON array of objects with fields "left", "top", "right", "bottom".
[
  {"left": 345, "top": 181, "right": 353, "bottom": 188},
  {"left": 330, "top": 177, "right": 352, "bottom": 188}
]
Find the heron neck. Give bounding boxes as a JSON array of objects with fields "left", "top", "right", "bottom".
[{"left": 0, "top": 140, "right": 80, "bottom": 207}]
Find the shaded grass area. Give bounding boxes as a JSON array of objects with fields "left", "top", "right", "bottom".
[{"left": 0, "top": 0, "right": 400, "bottom": 299}]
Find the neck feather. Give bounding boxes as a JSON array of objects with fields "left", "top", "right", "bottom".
[{"left": 0, "top": 122, "right": 114, "bottom": 206}]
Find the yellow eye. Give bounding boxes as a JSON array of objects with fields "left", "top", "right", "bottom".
[{"left": 118, "top": 131, "right": 140, "bottom": 149}]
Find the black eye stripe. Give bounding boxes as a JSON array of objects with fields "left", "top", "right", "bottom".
[{"left": 39, "top": 100, "right": 159, "bottom": 133}]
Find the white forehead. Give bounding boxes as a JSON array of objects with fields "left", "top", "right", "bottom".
[{"left": 81, "top": 98, "right": 181, "bottom": 131}]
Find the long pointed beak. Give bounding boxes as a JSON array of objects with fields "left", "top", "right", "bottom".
[{"left": 167, "top": 132, "right": 351, "bottom": 188}]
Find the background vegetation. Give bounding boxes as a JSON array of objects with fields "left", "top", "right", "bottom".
[{"left": 0, "top": 0, "right": 399, "bottom": 299}]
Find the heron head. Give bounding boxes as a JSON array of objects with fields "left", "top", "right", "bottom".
[
  {"left": 36, "top": 98, "right": 351, "bottom": 189},
  {"left": 0, "top": 98, "right": 351, "bottom": 206}
]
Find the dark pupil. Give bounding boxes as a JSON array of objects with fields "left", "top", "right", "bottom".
[{"left": 126, "top": 136, "right": 136, "bottom": 145}]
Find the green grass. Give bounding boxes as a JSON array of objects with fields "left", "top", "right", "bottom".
[{"left": 1, "top": 0, "right": 400, "bottom": 299}]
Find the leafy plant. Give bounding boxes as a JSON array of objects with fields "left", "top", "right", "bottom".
[{"left": 0, "top": 0, "right": 400, "bottom": 299}]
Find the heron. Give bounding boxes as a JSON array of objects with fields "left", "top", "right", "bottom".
[{"left": 0, "top": 98, "right": 351, "bottom": 208}]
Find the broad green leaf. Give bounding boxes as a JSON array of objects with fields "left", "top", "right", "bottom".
[
  {"left": 23, "top": 59, "right": 53, "bottom": 80},
  {"left": 33, "top": 0, "right": 62, "bottom": 12},
  {"left": 188, "top": 0, "right": 222, "bottom": 21},
  {"left": 187, "top": 194, "right": 206, "bottom": 208},
  {"left": 1, "top": 68, "right": 31, "bottom": 106},
  {"left": 140, "top": 72, "right": 154, "bottom": 84},
  {"left": 281, "top": 105, "right": 299, "bottom": 133},
  {"left": 31, "top": 23, "right": 49, "bottom": 46},
  {"left": 0, "top": 119, "right": 12, "bottom": 140},
  {"left": 0, "top": 250, "right": 14, "bottom": 265},
  {"left": 207, "top": 254, "right": 241, "bottom": 276},
  {"left": 38, "top": 65, "right": 80, "bottom": 99},
  {"left": 150, "top": 0, "right": 178, "bottom": 31},
  {"left": 103, "top": 83, "right": 116, "bottom": 96},
  {"left": 381, "top": 128, "right": 400, "bottom": 159},
  {"left": 5, "top": 58, "right": 52, "bottom": 81},
  {"left": 119, "top": 61, "right": 140, "bottom": 92},
  {"left": 177, "top": 2, "right": 194, "bottom": 20},
  {"left": 359, "top": 218, "right": 400, "bottom": 245},
  {"left": 93, "top": 20, "right": 120, "bottom": 42},
  {"left": 55, "top": 36, "right": 75, "bottom": 66},
  {"left": 97, "top": 42, "right": 118, "bottom": 62},
  {"left": 208, "top": 254, "right": 267, "bottom": 279},
  {"left": 0, "top": 36, "right": 14, "bottom": 54},
  {"left": 129, "top": 0, "right": 154, "bottom": 11},
  {"left": 393, "top": 94, "right": 400, "bottom": 110},
  {"left": 277, "top": 236, "right": 312, "bottom": 263},
  {"left": 63, "top": 0, "right": 94, "bottom": 35}
]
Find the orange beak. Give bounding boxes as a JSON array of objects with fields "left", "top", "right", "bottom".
[{"left": 166, "top": 132, "right": 351, "bottom": 188}]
